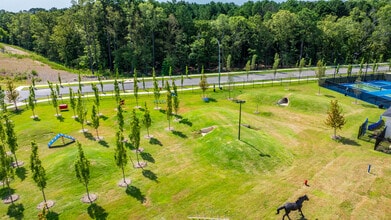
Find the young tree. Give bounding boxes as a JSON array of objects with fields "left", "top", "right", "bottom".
[
  {"left": 142, "top": 102, "right": 152, "bottom": 138},
  {"left": 226, "top": 54, "right": 232, "bottom": 71},
  {"left": 129, "top": 109, "right": 142, "bottom": 167},
  {"left": 251, "top": 54, "right": 257, "bottom": 70},
  {"left": 114, "top": 131, "right": 129, "bottom": 186},
  {"left": 91, "top": 84, "right": 101, "bottom": 116},
  {"left": 5, "top": 80, "right": 20, "bottom": 111},
  {"left": 74, "top": 142, "right": 95, "bottom": 203},
  {"left": 185, "top": 65, "right": 189, "bottom": 78},
  {"left": 142, "top": 75, "right": 146, "bottom": 91},
  {"left": 353, "top": 77, "right": 362, "bottom": 104},
  {"left": 272, "top": 53, "right": 280, "bottom": 80},
  {"left": 0, "top": 143, "right": 16, "bottom": 203},
  {"left": 28, "top": 85, "right": 37, "bottom": 119},
  {"left": 172, "top": 80, "right": 180, "bottom": 116},
  {"left": 358, "top": 58, "right": 364, "bottom": 76},
  {"left": 315, "top": 60, "right": 326, "bottom": 95},
  {"left": 117, "top": 104, "right": 124, "bottom": 133},
  {"left": 299, "top": 58, "right": 305, "bottom": 81},
  {"left": 199, "top": 66, "right": 209, "bottom": 98},
  {"left": 4, "top": 114, "right": 21, "bottom": 167},
  {"left": 91, "top": 105, "right": 100, "bottom": 140},
  {"left": 347, "top": 64, "right": 353, "bottom": 77},
  {"left": 30, "top": 141, "right": 50, "bottom": 210},
  {"left": 152, "top": 68, "right": 160, "bottom": 110},
  {"left": 0, "top": 86, "right": 6, "bottom": 114},
  {"left": 78, "top": 73, "right": 83, "bottom": 94},
  {"left": 180, "top": 73, "right": 184, "bottom": 89},
  {"left": 98, "top": 73, "right": 104, "bottom": 93},
  {"left": 57, "top": 73, "right": 62, "bottom": 87},
  {"left": 325, "top": 100, "right": 346, "bottom": 140},
  {"left": 245, "top": 60, "right": 251, "bottom": 81},
  {"left": 77, "top": 91, "right": 87, "bottom": 132},
  {"left": 166, "top": 81, "right": 173, "bottom": 130},
  {"left": 114, "top": 79, "right": 120, "bottom": 106},
  {"left": 133, "top": 69, "right": 140, "bottom": 108},
  {"left": 69, "top": 88, "right": 77, "bottom": 118},
  {"left": 48, "top": 82, "right": 60, "bottom": 117}
]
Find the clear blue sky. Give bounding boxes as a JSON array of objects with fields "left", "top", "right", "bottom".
[{"left": 0, "top": 0, "right": 288, "bottom": 13}]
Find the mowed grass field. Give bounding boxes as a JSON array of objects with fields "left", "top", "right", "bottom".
[{"left": 1, "top": 82, "right": 390, "bottom": 219}]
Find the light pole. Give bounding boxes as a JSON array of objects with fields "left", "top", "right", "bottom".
[
  {"left": 218, "top": 39, "right": 221, "bottom": 89},
  {"left": 235, "top": 100, "right": 246, "bottom": 140}
]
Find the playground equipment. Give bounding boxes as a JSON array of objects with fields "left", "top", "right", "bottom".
[
  {"left": 59, "top": 104, "right": 68, "bottom": 111},
  {"left": 48, "top": 133, "right": 76, "bottom": 148}
]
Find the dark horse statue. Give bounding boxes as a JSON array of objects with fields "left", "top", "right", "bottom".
[{"left": 276, "top": 195, "right": 309, "bottom": 220}]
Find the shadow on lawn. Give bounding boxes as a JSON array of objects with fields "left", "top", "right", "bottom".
[
  {"left": 83, "top": 132, "right": 95, "bottom": 141},
  {"left": 140, "top": 152, "right": 155, "bottom": 163},
  {"left": 179, "top": 118, "right": 193, "bottom": 127},
  {"left": 142, "top": 169, "right": 159, "bottom": 182},
  {"left": 45, "top": 210, "right": 60, "bottom": 220},
  {"left": 98, "top": 140, "right": 110, "bottom": 148},
  {"left": 149, "top": 137, "right": 163, "bottom": 146},
  {"left": 87, "top": 203, "right": 108, "bottom": 220},
  {"left": 339, "top": 137, "right": 360, "bottom": 146},
  {"left": 0, "top": 187, "right": 15, "bottom": 198},
  {"left": 126, "top": 185, "right": 146, "bottom": 203},
  {"left": 171, "top": 130, "right": 187, "bottom": 138},
  {"left": 16, "top": 167, "right": 27, "bottom": 181},
  {"left": 7, "top": 203, "right": 24, "bottom": 220},
  {"left": 241, "top": 140, "right": 271, "bottom": 158}
]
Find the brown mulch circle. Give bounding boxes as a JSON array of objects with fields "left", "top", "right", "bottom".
[
  {"left": 37, "top": 200, "right": 55, "bottom": 210},
  {"left": 3, "top": 194, "right": 19, "bottom": 204},
  {"left": 80, "top": 193, "right": 97, "bottom": 203},
  {"left": 134, "top": 162, "right": 147, "bottom": 169},
  {"left": 117, "top": 178, "right": 131, "bottom": 187}
]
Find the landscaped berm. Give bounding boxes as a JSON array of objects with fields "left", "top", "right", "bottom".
[{"left": 1, "top": 79, "right": 391, "bottom": 219}]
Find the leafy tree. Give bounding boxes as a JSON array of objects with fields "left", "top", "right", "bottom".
[
  {"left": 134, "top": 69, "right": 139, "bottom": 107},
  {"left": 172, "top": 80, "right": 180, "bottom": 116},
  {"left": 272, "top": 53, "right": 280, "bottom": 80},
  {"left": 353, "top": 77, "right": 362, "bottom": 104},
  {"left": 117, "top": 104, "right": 124, "bottom": 133},
  {"left": 180, "top": 73, "right": 184, "bottom": 88},
  {"left": 69, "top": 88, "right": 77, "bottom": 118},
  {"left": 199, "top": 66, "right": 209, "bottom": 98},
  {"left": 5, "top": 80, "right": 19, "bottom": 111},
  {"left": 91, "top": 105, "right": 100, "bottom": 140},
  {"left": 325, "top": 100, "right": 346, "bottom": 140},
  {"left": 315, "top": 60, "right": 326, "bottom": 95},
  {"left": 48, "top": 82, "right": 60, "bottom": 117},
  {"left": 28, "top": 85, "right": 37, "bottom": 119},
  {"left": 299, "top": 58, "right": 305, "bottom": 81},
  {"left": 142, "top": 102, "right": 152, "bottom": 138},
  {"left": 30, "top": 141, "right": 49, "bottom": 209},
  {"left": 4, "top": 114, "right": 20, "bottom": 167},
  {"left": 129, "top": 109, "right": 141, "bottom": 166},
  {"left": 165, "top": 81, "right": 173, "bottom": 130},
  {"left": 74, "top": 142, "right": 93, "bottom": 203},
  {"left": 114, "top": 131, "right": 128, "bottom": 184},
  {"left": 0, "top": 142, "right": 15, "bottom": 203},
  {"left": 91, "top": 84, "right": 100, "bottom": 116},
  {"left": 245, "top": 60, "right": 251, "bottom": 81},
  {"left": 76, "top": 91, "right": 87, "bottom": 132},
  {"left": 78, "top": 73, "right": 83, "bottom": 94},
  {"left": 251, "top": 54, "right": 257, "bottom": 70},
  {"left": 114, "top": 79, "right": 120, "bottom": 106},
  {"left": 152, "top": 68, "right": 160, "bottom": 109},
  {"left": 358, "top": 58, "right": 364, "bottom": 76},
  {"left": 347, "top": 64, "right": 353, "bottom": 77},
  {"left": 0, "top": 86, "right": 6, "bottom": 114},
  {"left": 185, "top": 65, "right": 189, "bottom": 78},
  {"left": 98, "top": 74, "right": 104, "bottom": 93},
  {"left": 226, "top": 54, "right": 232, "bottom": 71},
  {"left": 142, "top": 75, "right": 146, "bottom": 91},
  {"left": 57, "top": 73, "right": 62, "bottom": 87}
]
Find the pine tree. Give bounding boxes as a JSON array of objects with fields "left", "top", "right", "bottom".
[
  {"left": 30, "top": 141, "right": 49, "bottom": 209},
  {"left": 325, "top": 100, "right": 346, "bottom": 140}
]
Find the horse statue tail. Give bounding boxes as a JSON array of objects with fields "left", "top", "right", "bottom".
[{"left": 276, "top": 206, "right": 284, "bottom": 214}]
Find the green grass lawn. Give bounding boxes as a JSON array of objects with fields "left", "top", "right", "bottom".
[{"left": 1, "top": 82, "right": 390, "bottom": 219}]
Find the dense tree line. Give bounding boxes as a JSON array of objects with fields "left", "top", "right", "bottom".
[{"left": 0, "top": 0, "right": 390, "bottom": 76}]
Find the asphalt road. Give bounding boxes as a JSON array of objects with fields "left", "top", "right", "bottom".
[{"left": 16, "top": 65, "right": 390, "bottom": 102}]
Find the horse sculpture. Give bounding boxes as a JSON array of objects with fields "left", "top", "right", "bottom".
[{"left": 276, "top": 195, "right": 309, "bottom": 220}]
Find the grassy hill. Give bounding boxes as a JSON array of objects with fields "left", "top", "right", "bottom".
[{"left": 0, "top": 80, "right": 390, "bottom": 219}]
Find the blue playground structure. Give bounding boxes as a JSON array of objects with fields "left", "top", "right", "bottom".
[{"left": 48, "top": 133, "right": 76, "bottom": 148}]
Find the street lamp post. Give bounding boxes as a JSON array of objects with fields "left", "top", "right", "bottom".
[
  {"left": 235, "top": 100, "right": 246, "bottom": 140},
  {"left": 218, "top": 39, "right": 221, "bottom": 89}
]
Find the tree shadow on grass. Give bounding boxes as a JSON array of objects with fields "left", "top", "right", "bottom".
[
  {"left": 125, "top": 185, "right": 146, "bottom": 203},
  {"left": 7, "top": 203, "right": 24, "bottom": 220},
  {"left": 324, "top": 94, "right": 335, "bottom": 98},
  {"left": 142, "top": 170, "right": 158, "bottom": 183},
  {"left": 179, "top": 118, "right": 193, "bottom": 127},
  {"left": 159, "top": 109, "right": 166, "bottom": 114},
  {"left": 241, "top": 140, "right": 271, "bottom": 158},
  {"left": 339, "top": 137, "right": 360, "bottom": 146},
  {"left": 149, "top": 137, "right": 163, "bottom": 146},
  {"left": 16, "top": 167, "right": 27, "bottom": 181},
  {"left": 98, "top": 140, "right": 110, "bottom": 148},
  {"left": 171, "top": 130, "right": 187, "bottom": 138},
  {"left": 46, "top": 210, "right": 60, "bottom": 220},
  {"left": 33, "top": 117, "right": 41, "bottom": 121},
  {"left": 140, "top": 152, "right": 155, "bottom": 163},
  {"left": 0, "top": 187, "right": 15, "bottom": 198},
  {"left": 87, "top": 203, "right": 108, "bottom": 220},
  {"left": 83, "top": 132, "right": 95, "bottom": 141},
  {"left": 56, "top": 115, "right": 64, "bottom": 122}
]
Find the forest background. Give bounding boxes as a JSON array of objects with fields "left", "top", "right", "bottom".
[{"left": 0, "top": 0, "right": 390, "bottom": 77}]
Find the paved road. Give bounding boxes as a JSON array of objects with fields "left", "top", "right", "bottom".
[{"left": 16, "top": 65, "right": 390, "bottom": 101}]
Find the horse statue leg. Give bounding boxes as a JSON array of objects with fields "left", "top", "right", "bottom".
[
  {"left": 276, "top": 206, "right": 284, "bottom": 214},
  {"left": 298, "top": 208, "right": 305, "bottom": 218}
]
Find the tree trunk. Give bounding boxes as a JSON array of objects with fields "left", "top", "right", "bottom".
[
  {"left": 85, "top": 185, "right": 92, "bottom": 203},
  {"left": 41, "top": 189, "right": 48, "bottom": 210}
]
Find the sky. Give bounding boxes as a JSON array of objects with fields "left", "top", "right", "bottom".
[{"left": 0, "top": 0, "right": 287, "bottom": 13}]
